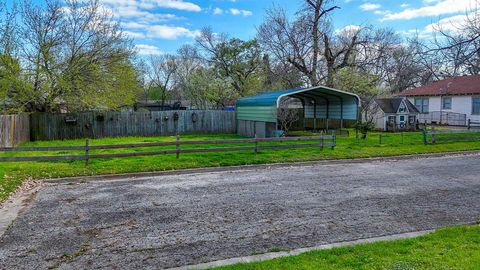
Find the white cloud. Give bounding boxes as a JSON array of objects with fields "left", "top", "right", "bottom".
[
  {"left": 424, "top": 13, "right": 475, "bottom": 33},
  {"left": 374, "top": 10, "right": 388, "bottom": 15},
  {"left": 400, "top": 12, "right": 477, "bottom": 40},
  {"left": 400, "top": 3, "right": 409, "bottom": 8},
  {"left": 382, "top": 0, "right": 474, "bottom": 21},
  {"left": 335, "top": 24, "right": 361, "bottom": 35},
  {"left": 135, "top": 44, "right": 163, "bottom": 55},
  {"left": 124, "top": 30, "right": 146, "bottom": 39},
  {"left": 146, "top": 25, "right": 200, "bottom": 39},
  {"left": 106, "top": 0, "right": 201, "bottom": 12},
  {"left": 213, "top": 7, "right": 223, "bottom": 15},
  {"left": 149, "top": 0, "right": 201, "bottom": 12},
  {"left": 360, "top": 3, "right": 381, "bottom": 11},
  {"left": 229, "top": 8, "right": 253, "bottom": 16}
]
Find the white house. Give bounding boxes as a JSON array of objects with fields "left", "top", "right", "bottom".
[
  {"left": 400, "top": 75, "right": 480, "bottom": 126},
  {"left": 366, "top": 98, "right": 419, "bottom": 131}
]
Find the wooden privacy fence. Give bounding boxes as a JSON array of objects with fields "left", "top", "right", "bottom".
[
  {"left": 0, "top": 133, "right": 336, "bottom": 165},
  {"left": 30, "top": 110, "right": 236, "bottom": 141},
  {"left": 422, "top": 126, "right": 480, "bottom": 144},
  {"left": 0, "top": 114, "right": 30, "bottom": 148}
]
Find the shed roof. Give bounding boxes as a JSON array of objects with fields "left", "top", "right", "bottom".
[{"left": 375, "top": 98, "right": 419, "bottom": 114}]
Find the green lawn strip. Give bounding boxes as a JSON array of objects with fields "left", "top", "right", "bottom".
[
  {"left": 210, "top": 225, "right": 480, "bottom": 270},
  {"left": 1, "top": 131, "right": 480, "bottom": 202}
]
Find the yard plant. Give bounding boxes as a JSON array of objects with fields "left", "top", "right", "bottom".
[
  {"left": 1, "top": 130, "right": 480, "bottom": 202},
  {"left": 210, "top": 225, "right": 480, "bottom": 270}
]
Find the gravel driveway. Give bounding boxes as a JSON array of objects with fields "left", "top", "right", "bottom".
[{"left": 1, "top": 154, "right": 480, "bottom": 269}]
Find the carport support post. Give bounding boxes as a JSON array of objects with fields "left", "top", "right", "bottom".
[
  {"left": 320, "top": 130, "right": 324, "bottom": 150},
  {"left": 254, "top": 134, "right": 258, "bottom": 155},
  {"left": 176, "top": 135, "right": 180, "bottom": 159},
  {"left": 85, "top": 138, "right": 89, "bottom": 167},
  {"left": 331, "top": 130, "right": 336, "bottom": 150}
]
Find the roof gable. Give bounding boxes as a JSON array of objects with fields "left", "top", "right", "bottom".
[
  {"left": 400, "top": 75, "right": 480, "bottom": 96},
  {"left": 374, "top": 98, "right": 419, "bottom": 114}
]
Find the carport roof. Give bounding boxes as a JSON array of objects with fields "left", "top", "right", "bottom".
[
  {"left": 236, "top": 88, "right": 304, "bottom": 107},
  {"left": 236, "top": 86, "right": 360, "bottom": 107}
]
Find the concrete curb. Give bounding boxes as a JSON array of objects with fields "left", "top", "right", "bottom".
[
  {"left": 166, "top": 229, "right": 435, "bottom": 270},
  {"left": 0, "top": 186, "right": 41, "bottom": 238},
  {"left": 43, "top": 150, "right": 480, "bottom": 184}
]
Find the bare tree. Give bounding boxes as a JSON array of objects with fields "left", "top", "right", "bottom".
[
  {"left": 277, "top": 97, "right": 300, "bottom": 135},
  {"left": 416, "top": 3, "right": 480, "bottom": 78},
  {"left": 258, "top": 1, "right": 378, "bottom": 87},
  {"left": 147, "top": 54, "right": 177, "bottom": 109},
  {"left": 174, "top": 45, "right": 203, "bottom": 106}
]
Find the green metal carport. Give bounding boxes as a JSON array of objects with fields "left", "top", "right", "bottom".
[{"left": 236, "top": 86, "right": 360, "bottom": 137}]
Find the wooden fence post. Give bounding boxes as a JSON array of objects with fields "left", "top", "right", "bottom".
[
  {"left": 320, "top": 130, "right": 324, "bottom": 150},
  {"left": 176, "top": 135, "right": 180, "bottom": 159},
  {"left": 254, "top": 134, "right": 258, "bottom": 155},
  {"left": 85, "top": 138, "right": 90, "bottom": 166},
  {"left": 422, "top": 126, "right": 428, "bottom": 145},
  {"left": 431, "top": 127, "right": 436, "bottom": 144},
  {"left": 468, "top": 119, "right": 471, "bottom": 130},
  {"left": 331, "top": 130, "right": 336, "bottom": 150}
]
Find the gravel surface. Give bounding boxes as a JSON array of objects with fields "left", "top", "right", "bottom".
[{"left": 1, "top": 154, "right": 479, "bottom": 269}]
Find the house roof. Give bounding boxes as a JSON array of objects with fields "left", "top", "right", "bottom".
[
  {"left": 375, "top": 98, "right": 419, "bottom": 114},
  {"left": 400, "top": 75, "right": 480, "bottom": 96}
]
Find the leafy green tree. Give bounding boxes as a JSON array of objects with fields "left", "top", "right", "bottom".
[
  {"left": 196, "top": 28, "right": 264, "bottom": 97},
  {"left": 333, "top": 67, "right": 382, "bottom": 138},
  {"left": 0, "top": 54, "right": 33, "bottom": 113},
  {"left": 1, "top": 0, "right": 141, "bottom": 113},
  {"left": 184, "top": 68, "right": 235, "bottom": 109},
  {"left": 333, "top": 67, "right": 380, "bottom": 100}
]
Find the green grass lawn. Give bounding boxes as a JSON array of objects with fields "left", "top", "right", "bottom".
[
  {"left": 1, "top": 130, "right": 480, "bottom": 202},
  {"left": 211, "top": 225, "right": 480, "bottom": 270}
]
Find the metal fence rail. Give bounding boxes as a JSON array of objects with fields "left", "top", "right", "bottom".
[
  {"left": 422, "top": 126, "right": 480, "bottom": 144},
  {"left": 0, "top": 133, "right": 336, "bottom": 165},
  {"left": 418, "top": 111, "right": 467, "bottom": 126}
]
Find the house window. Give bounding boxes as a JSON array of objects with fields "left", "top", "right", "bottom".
[
  {"left": 473, "top": 97, "right": 480, "bottom": 115},
  {"left": 399, "top": 115, "right": 405, "bottom": 123},
  {"left": 442, "top": 97, "right": 452, "bottom": 110},
  {"left": 415, "top": 98, "right": 429, "bottom": 113},
  {"left": 398, "top": 103, "right": 406, "bottom": 113}
]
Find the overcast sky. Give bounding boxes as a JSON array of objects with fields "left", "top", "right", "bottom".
[{"left": 6, "top": 0, "right": 478, "bottom": 55}]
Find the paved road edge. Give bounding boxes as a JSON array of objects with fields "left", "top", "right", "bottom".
[{"left": 44, "top": 150, "right": 480, "bottom": 184}]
